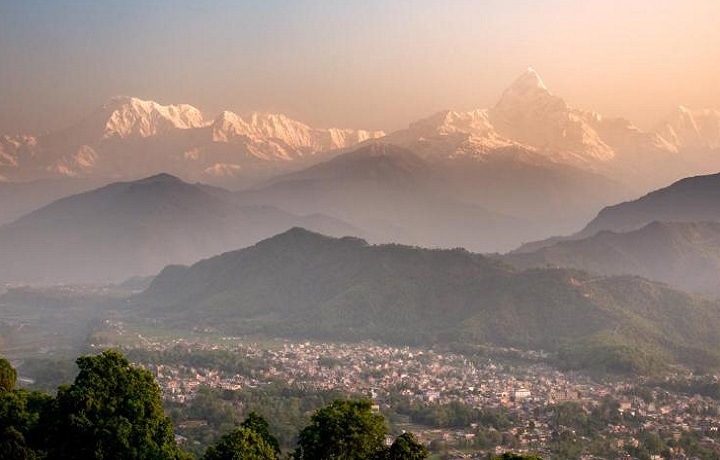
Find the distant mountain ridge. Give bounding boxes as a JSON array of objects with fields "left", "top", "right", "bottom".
[
  {"left": 504, "top": 221, "right": 720, "bottom": 295},
  {"left": 0, "top": 174, "right": 358, "bottom": 283},
  {"left": 513, "top": 171, "right": 720, "bottom": 253},
  {"left": 503, "top": 171, "right": 720, "bottom": 294},
  {"left": 136, "top": 227, "right": 720, "bottom": 374},
  {"left": 580, "top": 172, "right": 720, "bottom": 236},
  {"left": 237, "top": 143, "right": 617, "bottom": 251},
  {"left": 0, "top": 177, "right": 105, "bottom": 226}
]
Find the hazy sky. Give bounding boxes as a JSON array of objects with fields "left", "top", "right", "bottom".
[{"left": 1, "top": 0, "right": 719, "bottom": 134}]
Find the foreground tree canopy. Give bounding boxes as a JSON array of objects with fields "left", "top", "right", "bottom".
[
  {"left": 295, "top": 399, "right": 387, "bottom": 459},
  {"left": 202, "top": 425, "right": 277, "bottom": 460},
  {"left": 240, "top": 411, "right": 282, "bottom": 456},
  {"left": 0, "top": 350, "right": 502, "bottom": 460},
  {"left": 294, "top": 398, "right": 429, "bottom": 460},
  {"left": 44, "top": 350, "right": 186, "bottom": 459},
  {"left": 386, "top": 433, "right": 429, "bottom": 460},
  {"left": 0, "top": 356, "right": 17, "bottom": 392},
  {"left": 491, "top": 454, "right": 543, "bottom": 460},
  {"left": 0, "top": 354, "right": 52, "bottom": 460}
]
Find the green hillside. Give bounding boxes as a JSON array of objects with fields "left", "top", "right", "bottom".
[{"left": 135, "top": 228, "right": 720, "bottom": 374}]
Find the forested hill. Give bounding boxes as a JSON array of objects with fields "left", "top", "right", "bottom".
[{"left": 135, "top": 228, "right": 720, "bottom": 374}]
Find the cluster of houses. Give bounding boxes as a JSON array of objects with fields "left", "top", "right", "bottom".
[{"left": 93, "top": 326, "right": 720, "bottom": 458}]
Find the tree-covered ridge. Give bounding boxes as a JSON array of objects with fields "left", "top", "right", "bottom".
[
  {"left": 137, "top": 227, "right": 720, "bottom": 374},
  {"left": 0, "top": 351, "right": 431, "bottom": 460}
]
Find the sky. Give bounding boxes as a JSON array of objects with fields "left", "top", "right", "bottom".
[{"left": 1, "top": 0, "right": 719, "bottom": 134}]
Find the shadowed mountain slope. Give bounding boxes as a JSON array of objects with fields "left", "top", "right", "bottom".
[
  {"left": 237, "top": 144, "right": 553, "bottom": 252},
  {"left": 503, "top": 221, "right": 720, "bottom": 295},
  {"left": 580, "top": 172, "right": 720, "bottom": 237},
  {"left": 513, "top": 171, "right": 720, "bottom": 254},
  {"left": 0, "top": 174, "right": 357, "bottom": 283}
]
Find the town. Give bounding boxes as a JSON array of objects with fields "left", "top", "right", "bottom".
[{"left": 93, "top": 320, "right": 720, "bottom": 459}]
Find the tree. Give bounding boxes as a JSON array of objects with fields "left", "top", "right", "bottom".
[
  {"left": 0, "top": 385, "right": 52, "bottom": 459},
  {"left": 0, "top": 356, "right": 17, "bottom": 392},
  {"left": 44, "top": 349, "right": 187, "bottom": 459},
  {"left": 386, "top": 433, "right": 428, "bottom": 460},
  {"left": 241, "top": 411, "right": 281, "bottom": 456},
  {"left": 294, "top": 399, "right": 387, "bottom": 460},
  {"left": 0, "top": 426, "right": 36, "bottom": 459},
  {"left": 491, "top": 454, "right": 543, "bottom": 460},
  {"left": 202, "top": 427, "right": 277, "bottom": 460}
]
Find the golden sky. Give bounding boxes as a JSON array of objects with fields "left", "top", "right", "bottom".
[{"left": 1, "top": 0, "right": 718, "bottom": 133}]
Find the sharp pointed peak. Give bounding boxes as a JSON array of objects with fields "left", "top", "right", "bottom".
[
  {"left": 492, "top": 67, "right": 565, "bottom": 112},
  {"left": 510, "top": 67, "right": 549, "bottom": 92}
]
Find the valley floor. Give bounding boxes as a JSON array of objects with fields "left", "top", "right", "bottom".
[{"left": 83, "top": 322, "right": 720, "bottom": 459}]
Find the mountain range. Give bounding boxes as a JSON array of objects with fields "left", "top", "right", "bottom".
[
  {"left": 505, "top": 221, "right": 720, "bottom": 295},
  {"left": 2, "top": 69, "right": 718, "bottom": 191},
  {"left": 4, "top": 160, "right": 720, "bottom": 284},
  {"left": 505, "top": 172, "right": 720, "bottom": 295},
  {"left": 135, "top": 227, "right": 720, "bottom": 375},
  {"left": 0, "top": 158, "right": 548, "bottom": 283},
  {"left": 0, "top": 96, "right": 384, "bottom": 184},
  {"left": 579, "top": 172, "right": 720, "bottom": 236},
  {"left": 235, "top": 143, "right": 543, "bottom": 252}
]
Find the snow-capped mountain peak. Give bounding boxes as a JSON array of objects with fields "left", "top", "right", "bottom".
[
  {"left": 487, "top": 68, "right": 618, "bottom": 165},
  {"left": 407, "top": 109, "right": 495, "bottom": 136},
  {"left": 210, "top": 111, "right": 250, "bottom": 142},
  {"left": 0, "top": 96, "right": 385, "bottom": 181},
  {"left": 92, "top": 96, "right": 207, "bottom": 139},
  {"left": 493, "top": 68, "right": 566, "bottom": 114},
  {"left": 210, "top": 110, "right": 384, "bottom": 153},
  {"left": 382, "top": 68, "right": 681, "bottom": 170},
  {"left": 513, "top": 67, "right": 548, "bottom": 92}
]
